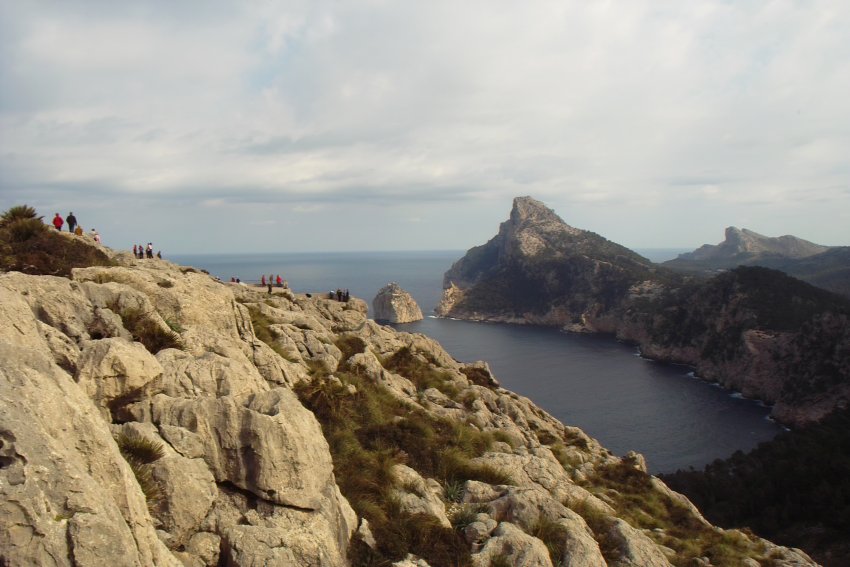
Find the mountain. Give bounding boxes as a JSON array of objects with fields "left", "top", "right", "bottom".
[
  {"left": 0, "top": 215, "right": 816, "bottom": 565},
  {"left": 662, "top": 228, "right": 850, "bottom": 298},
  {"left": 438, "top": 197, "right": 850, "bottom": 428},
  {"left": 437, "top": 196, "right": 663, "bottom": 326},
  {"left": 667, "top": 227, "right": 830, "bottom": 268}
]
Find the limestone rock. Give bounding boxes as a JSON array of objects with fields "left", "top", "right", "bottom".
[
  {"left": 471, "top": 521, "right": 553, "bottom": 567},
  {"left": 607, "top": 518, "right": 674, "bottom": 567},
  {"left": 391, "top": 464, "right": 451, "bottom": 528},
  {"left": 0, "top": 282, "right": 180, "bottom": 567},
  {"left": 372, "top": 282, "right": 424, "bottom": 323},
  {"left": 75, "top": 337, "right": 164, "bottom": 418},
  {"left": 151, "top": 388, "right": 334, "bottom": 509}
]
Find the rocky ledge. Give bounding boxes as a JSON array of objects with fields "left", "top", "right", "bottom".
[
  {"left": 372, "top": 282, "right": 424, "bottom": 323},
  {"left": 0, "top": 243, "right": 817, "bottom": 566}
]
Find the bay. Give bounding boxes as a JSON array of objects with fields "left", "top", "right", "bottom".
[{"left": 171, "top": 249, "right": 782, "bottom": 473}]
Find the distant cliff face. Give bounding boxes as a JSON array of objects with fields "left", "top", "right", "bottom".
[
  {"left": 438, "top": 197, "right": 850, "bottom": 428},
  {"left": 437, "top": 196, "right": 658, "bottom": 326},
  {"left": 0, "top": 234, "right": 815, "bottom": 566},
  {"left": 678, "top": 227, "right": 830, "bottom": 263}
]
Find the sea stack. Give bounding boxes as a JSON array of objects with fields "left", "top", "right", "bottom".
[{"left": 372, "top": 282, "right": 423, "bottom": 323}]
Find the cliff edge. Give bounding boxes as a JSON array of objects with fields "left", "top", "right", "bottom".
[{"left": 0, "top": 226, "right": 818, "bottom": 566}]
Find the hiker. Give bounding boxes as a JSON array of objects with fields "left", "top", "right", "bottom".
[
  {"left": 74, "top": 225, "right": 83, "bottom": 236},
  {"left": 267, "top": 282, "right": 273, "bottom": 294},
  {"left": 146, "top": 243, "right": 153, "bottom": 258},
  {"left": 156, "top": 251, "right": 162, "bottom": 259},
  {"left": 66, "top": 212, "right": 77, "bottom": 233},
  {"left": 276, "top": 274, "right": 282, "bottom": 287},
  {"left": 52, "top": 213, "right": 63, "bottom": 230},
  {"left": 133, "top": 244, "right": 138, "bottom": 257},
  {"left": 91, "top": 229, "right": 101, "bottom": 243},
  {"left": 261, "top": 275, "right": 266, "bottom": 286}
]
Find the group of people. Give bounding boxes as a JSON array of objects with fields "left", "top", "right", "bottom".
[
  {"left": 260, "top": 274, "right": 286, "bottom": 287},
  {"left": 51, "top": 212, "right": 100, "bottom": 242},
  {"left": 132, "top": 243, "right": 160, "bottom": 259},
  {"left": 329, "top": 289, "right": 350, "bottom": 302}
]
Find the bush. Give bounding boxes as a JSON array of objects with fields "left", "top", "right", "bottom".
[
  {"left": 116, "top": 306, "right": 183, "bottom": 353},
  {"left": 0, "top": 204, "right": 40, "bottom": 228},
  {"left": 116, "top": 431, "right": 166, "bottom": 511},
  {"left": 382, "top": 346, "right": 461, "bottom": 399},
  {"left": 0, "top": 205, "right": 112, "bottom": 276}
]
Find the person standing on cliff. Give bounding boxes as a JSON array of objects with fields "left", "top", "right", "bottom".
[
  {"left": 66, "top": 212, "right": 77, "bottom": 233},
  {"left": 52, "top": 213, "right": 63, "bottom": 230},
  {"left": 146, "top": 243, "right": 153, "bottom": 258}
]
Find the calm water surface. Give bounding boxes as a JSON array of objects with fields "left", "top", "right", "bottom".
[{"left": 171, "top": 249, "right": 781, "bottom": 473}]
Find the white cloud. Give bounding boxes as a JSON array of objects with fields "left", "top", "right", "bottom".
[{"left": 1, "top": 1, "right": 848, "bottom": 252}]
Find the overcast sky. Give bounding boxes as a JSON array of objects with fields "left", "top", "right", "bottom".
[{"left": 1, "top": 1, "right": 848, "bottom": 254}]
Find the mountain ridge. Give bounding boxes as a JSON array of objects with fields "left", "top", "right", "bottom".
[{"left": 437, "top": 197, "right": 850, "bottom": 429}]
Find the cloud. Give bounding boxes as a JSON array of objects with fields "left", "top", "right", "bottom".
[{"left": 1, "top": 1, "right": 848, "bottom": 251}]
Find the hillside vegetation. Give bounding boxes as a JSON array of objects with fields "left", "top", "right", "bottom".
[
  {"left": 0, "top": 204, "right": 112, "bottom": 276},
  {"left": 662, "top": 408, "right": 850, "bottom": 567}
]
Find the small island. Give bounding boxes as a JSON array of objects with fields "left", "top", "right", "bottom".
[{"left": 372, "top": 282, "right": 423, "bottom": 323}]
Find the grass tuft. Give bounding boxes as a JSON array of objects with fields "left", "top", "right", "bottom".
[{"left": 116, "top": 432, "right": 166, "bottom": 511}]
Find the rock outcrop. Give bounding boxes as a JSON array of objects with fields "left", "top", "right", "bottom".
[
  {"left": 0, "top": 239, "right": 818, "bottom": 566},
  {"left": 372, "top": 282, "right": 424, "bottom": 323},
  {"left": 673, "top": 226, "right": 830, "bottom": 264},
  {"left": 438, "top": 197, "right": 850, "bottom": 428},
  {"left": 663, "top": 228, "right": 850, "bottom": 298}
]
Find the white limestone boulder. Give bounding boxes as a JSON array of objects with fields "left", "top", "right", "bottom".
[{"left": 372, "top": 283, "right": 424, "bottom": 323}]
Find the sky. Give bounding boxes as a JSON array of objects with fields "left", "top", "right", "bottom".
[{"left": 1, "top": 1, "right": 849, "bottom": 254}]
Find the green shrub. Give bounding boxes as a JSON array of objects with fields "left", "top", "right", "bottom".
[
  {"left": 0, "top": 205, "right": 112, "bottom": 276},
  {"left": 442, "top": 479, "right": 465, "bottom": 503},
  {"left": 0, "top": 204, "right": 41, "bottom": 227},
  {"left": 117, "top": 306, "right": 183, "bottom": 353},
  {"left": 116, "top": 431, "right": 166, "bottom": 464},
  {"left": 6, "top": 217, "right": 48, "bottom": 242},
  {"left": 449, "top": 505, "right": 479, "bottom": 531}
]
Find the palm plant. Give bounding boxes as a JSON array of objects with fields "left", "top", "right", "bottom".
[{"left": 0, "top": 205, "right": 41, "bottom": 228}]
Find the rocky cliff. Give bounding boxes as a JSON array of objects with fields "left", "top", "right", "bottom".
[
  {"left": 438, "top": 197, "right": 850, "bottom": 428},
  {"left": 436, "top": 196, "right": 659, "bottom": 327},
  {"left": 0, "top": 234, "right": 818, "bottom": 566},
  {"left": 662, "top": 228, "right": 850, "bottom": 298},
  {"left": 669, "top": 227, "right": 829, "bottom": 266},
  {"left": 372, "top": 282, "right": 424, "bottom": 323}
]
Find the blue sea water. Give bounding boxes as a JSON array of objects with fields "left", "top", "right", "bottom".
[{"left": 171, "top": 249, "right": 781, "bottom": 473}]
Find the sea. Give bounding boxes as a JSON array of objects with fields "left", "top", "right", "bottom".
[{"left": 170, "top": 249, "right": 783, "bottom": 474}]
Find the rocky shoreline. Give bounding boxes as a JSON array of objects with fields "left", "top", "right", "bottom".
[{"left": 437, "top": 197, "right": 850, "bottom": 430}]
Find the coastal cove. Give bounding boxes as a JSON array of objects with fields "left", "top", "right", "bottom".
[{"left": 171, "top": 249, "right": 783, "bottom": 474}]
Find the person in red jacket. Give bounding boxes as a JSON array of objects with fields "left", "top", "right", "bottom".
[{"left": 52, "top": 213, "right": 64, "bottom": 230}]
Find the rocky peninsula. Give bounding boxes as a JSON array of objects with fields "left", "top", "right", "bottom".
[
  {"left": 437, "top": 197, "right": 850, "bottom": 428},
  {"left": 0, "top": 214, "right": 819, "bottom": 566}
]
